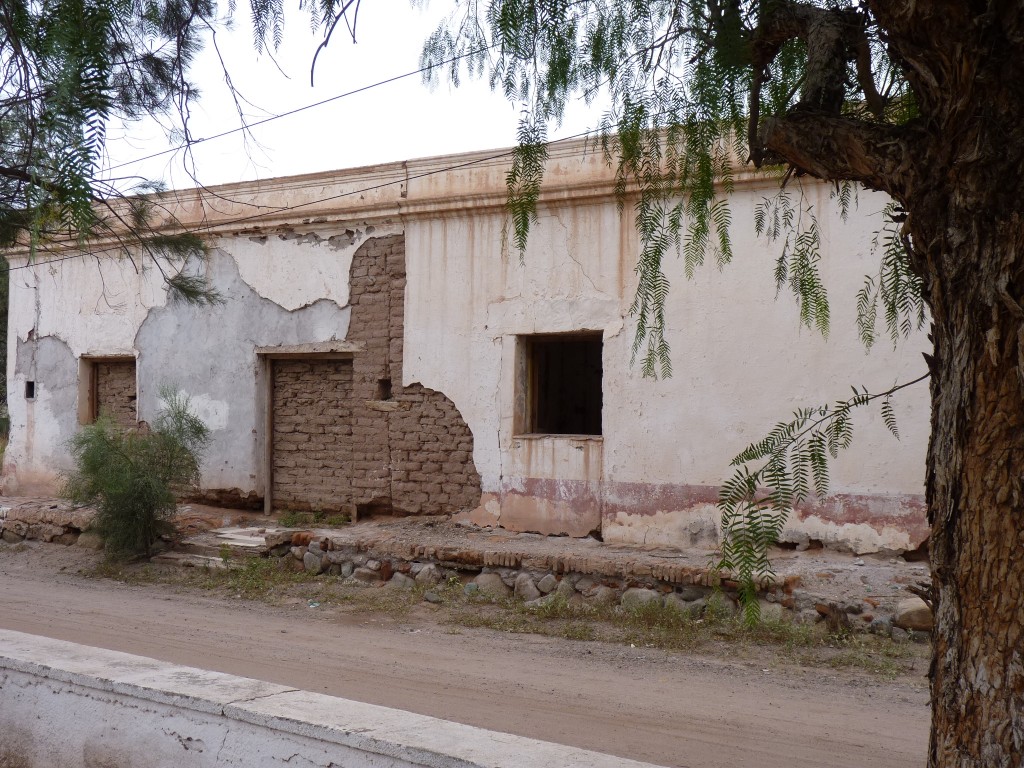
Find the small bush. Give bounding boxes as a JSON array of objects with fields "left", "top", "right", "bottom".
[{"left": 63, "top": 388, "right": 209, "bottom": 559}]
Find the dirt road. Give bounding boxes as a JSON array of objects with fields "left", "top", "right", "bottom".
[{"left": 0, "top": 545, "right": 928, "bottom": 767}]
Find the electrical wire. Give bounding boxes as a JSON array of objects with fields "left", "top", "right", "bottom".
[
  {"left": 106, "top": 46, "right": 495, "bottom": 173},
  {"left": 4, "top": 121, "right": 610, "bottom": 274}
]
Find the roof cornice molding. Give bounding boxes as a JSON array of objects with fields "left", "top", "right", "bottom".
[{"left": 5, "top": 136, "right": 784, "bottom": 258}]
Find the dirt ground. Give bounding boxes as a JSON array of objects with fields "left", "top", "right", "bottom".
[{"left": 0, "top": 540, "right": 930, "bottom": 768}]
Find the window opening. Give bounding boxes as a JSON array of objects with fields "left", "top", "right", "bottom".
[
  {"left": 25, "top": 381, "right": 35, "bottom": 399},
  {"left": 519, "top": 333, "right": 603, "bottom": 436}
]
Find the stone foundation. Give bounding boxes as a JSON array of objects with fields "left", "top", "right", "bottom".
[
  {"left": 262, "top": 529, "right": 931, "bottom": 640},
  {"left": 0, "top": 500, "right": 95, "bottom": 546}
]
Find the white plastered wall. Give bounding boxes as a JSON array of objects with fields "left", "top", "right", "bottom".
[
  {"left": 3, "top": 254, "right": 169, "bottom": 493},
  {"left": 0, "top": 146, "right": 929, "bottom": 553},
  {"left": 403, "top": 176, "right": 930, "bottom": 552},
  {"left": 2, "top": 223, "right": 395, "bottom": 496}
]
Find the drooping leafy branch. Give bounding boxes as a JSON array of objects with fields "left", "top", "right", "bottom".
[
  {"left": 754, "top": 184, "right": 830, "bottom": 338},
  {"left": 0, "top": 0, "right": 232, "bottom": 304},
  {"left": 719, "top": 190, "right": 927, "bottom": 622},
  {"left": 856, "top": 201, "right": 926, "bottom": 350},
  {"left": 718, "top": 372, "right": 928, "bottom": 624}
]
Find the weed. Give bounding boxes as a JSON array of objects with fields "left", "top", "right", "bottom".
[
  {"left": 522, "top": 593, "right": 577, "bottom": 619},
  {"left": 809, "top": 629, "right": 920, "bottom": 679},
  {"left": 561, "top": 621, "right": 597, "bottom": 641},
  {"left": 63, "top": 388, "right": 209, "bottom": 559},
  {"left": 448, "top": 608, "right": 536, "bottom": 634},
  {"left": 613, "top": 600, "right": 699, "bottom": 650},
  {"left": 278, "top": 509, "right": 350, "bottom": 529},
  {"left": 228, "top": 558, "right": 317, "bottom": 597},
  {"left": 428, "top": 574, "right": 465, "bottom": 605},
  {"left": 88, "top": 558, "right": 158, "bottom": 584}
]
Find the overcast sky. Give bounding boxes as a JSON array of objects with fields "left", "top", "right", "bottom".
[{"left": 104, "top": 0, "right": 605, "bottom": 193}]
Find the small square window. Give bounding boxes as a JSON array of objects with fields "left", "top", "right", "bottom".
[{"left": 517, "top": 333, "right": 602, "bottom": 436}]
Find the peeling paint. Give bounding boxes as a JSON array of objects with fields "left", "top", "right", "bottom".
[
  {"left": 137, "top": 249, "right": 352, "bottom": 493},
  {"left": 231, "top": 223, "right": 399, "bottom": 311},
  {"left": 3, "top": 149, "right": 930, "bottom": 552},
  {"left": 402, "top": 175, "right": 929, "bottom": 551},
  {"left": 4, "top": 335, "right": 79, "bottom": 494}
]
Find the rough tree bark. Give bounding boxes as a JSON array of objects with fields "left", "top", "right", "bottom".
[
  {"left": 754, "top": 3, "right": 1024, "bottom": 765},
  {"left": 900, "top": 5, "right": 1024, "bottom": 762},
  {"left": 912, "top": 177, "right": 1024, "bottom": 767},
  {"left": 924, "top": 244, "right": 1024, "bottom": 765}
]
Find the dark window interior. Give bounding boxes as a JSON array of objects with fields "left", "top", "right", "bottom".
[
  {"left": 25, "top": 381, "right": 35, "bottom": 399},
  {"left": 524, "top": 334, "right": 602, "bottom": 435}
]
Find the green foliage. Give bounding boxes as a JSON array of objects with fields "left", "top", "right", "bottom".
[
  {"left": 717, "top": 375, "right": 927, "bottom": 624},
  {"left": 0, "top": 0, "right": 211, "bottom": 242},
  {"left": 754, "top": 187, "right": 830, "bottom": 337},
  {"left": 63, "top": 387, "right": 210, "bottom": 559},
  {"left": 0, "top": 0, "right": 221, "bottom": 305},
  {"left": 856, "top": 203, "right": 927, "bottom": 350}
]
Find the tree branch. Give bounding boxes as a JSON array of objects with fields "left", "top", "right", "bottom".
[
  {"left": 751, "top": 3, "right": 860, "bottom": 112},
  {"left": 758, "top": 111, "right": 914, "bottom": 201},
  {"left": 865, "top": 0, "right": 976, "bottom": 113},
  {"left": 0, "top": 165, "right": 31, "bottom": 184},
  {"left": 747, "top": 3, "right": 889, "bottom": 165}
]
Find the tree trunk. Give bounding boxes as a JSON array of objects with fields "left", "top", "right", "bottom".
[
  {"left": 750, "top": 3, "right": 1024, "bottom": 763},
  {"left": 921, "top": 220, "right": 1024, "bottom": 766}
]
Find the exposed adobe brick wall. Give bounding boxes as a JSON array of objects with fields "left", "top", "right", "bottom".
[
  {"left": 94, "top": 361, "right": 136, "bottom": 428},
  {"left": 268, "top": 234, "right": 480, "bottom": 516},
  {"left": 272, "top": 359, "right": 354, "bottom": 512},
  {"left": 345, "top": 234, "right": 481, "bottom": 516}
]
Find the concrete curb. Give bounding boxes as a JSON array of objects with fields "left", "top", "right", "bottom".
[{"left": 0, "top": 629, "right": 666, "bottom": 767}]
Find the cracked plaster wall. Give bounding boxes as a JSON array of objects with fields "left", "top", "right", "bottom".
[
  {"left": 136, "top": 246, "right": 355, "bottom": 497},
  {"left": 2, "top": 224, "right": 390, "bottom": 497},
  {"left": 234, "top": 224, "right": 397, "bottom": 310},
  {"left": 3, "top": 253, "right": 170, "bottom": 494},
  {"left": 402, "top": 183, "right": 931, "bottom": 551},
  {"left": 1, "top": 170, "right": 930, "bottom": 553}
]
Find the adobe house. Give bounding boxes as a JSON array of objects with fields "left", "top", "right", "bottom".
[{"left": 1, "top": 139, "right": 930, "bottom": 554}]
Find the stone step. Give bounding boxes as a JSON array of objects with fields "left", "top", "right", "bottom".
[{"left": 150, "top": 552, "right": 230, "bottom": 569}]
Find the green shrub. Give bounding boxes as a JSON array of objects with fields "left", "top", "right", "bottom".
[{"left": 63, "top": 388, "right": 210, "bottom": 559}]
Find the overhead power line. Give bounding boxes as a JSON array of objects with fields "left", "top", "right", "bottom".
[
  {"left": 107, "top": 46, "right": 495, "bottom": 173},
  {"left": 5, "top": 121, "right": 611, "bottom": 275}
]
